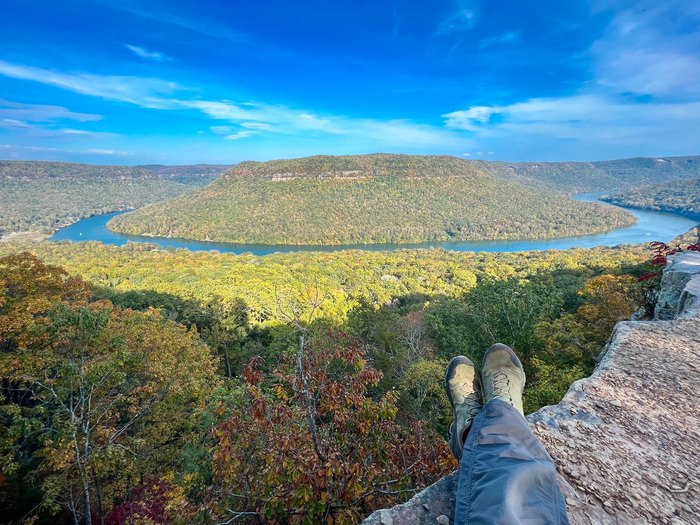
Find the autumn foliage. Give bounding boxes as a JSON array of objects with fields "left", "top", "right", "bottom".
[
  {"left": 0, "top": 243, "right": 652, "bottom": 524},
  {"left": 211, "top": 329, "right": 456, "bottom": 524},
  {"left": 0, "top": 253, "right": 218, "bottom": 524}
]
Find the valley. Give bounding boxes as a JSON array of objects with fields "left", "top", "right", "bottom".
[{"left": 1, "top": 153, "right": 699, "bottom": 524}]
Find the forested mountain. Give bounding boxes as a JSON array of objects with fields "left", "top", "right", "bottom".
[
  {"left": 0, "top": 160, "right": 212, "bottom": 236},
  {"left": 109, "top": 154, "right": 635, "bottom": 245},
  {"left": 480, "top": 155, "right": 700, "bottom": 193},
  {"left": 601, "top": 178, "right": 700, "bottom": 219}
]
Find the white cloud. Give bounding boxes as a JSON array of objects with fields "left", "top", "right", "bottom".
[
  {"left": 0, "top": 118, "right": 31, "bottom": 129},
  {"left": 441, "top": 1, "right": 700, "bottom": 158},
  {"left": 184, "top": 100, "right": 263, "bottom": 121},
  {"left": 125, "top": 44, "right": 175, "bottom": 62},
  {"left": 0, "top": 60, "right": 183, "bottom": 108},
  {"left": 478, "top": 31, "right": 521, "bottom": 49},
  {"left": 85, "top": 148, "right": 132, "bottom": 156},
  {"left": 435, "top": 2, "right": 478, "bottom": 36},
  {"left": 0, "top": 144, "right": 131, "bottom": 156},
  {"left": 224, "top": 131, "right": 256, "bottom": 141},
  {"left": 591, "top": 1, "right": 700, "bottom": 97},
  {"left": 0, "top": 99, "right": 102, "bottom": 123},
  {"left": 442, "top": 94, "right": 700, "bottom": 157},
  {"left": 443, "top": 106, "right": 498, "bottom": 130},
  {"left": 0, "top": 118, "right": 115, "bottom": 139},
  {"left": 0, "top": 60, "right": 467, "bottom": 150},
  {"left": 209, "top": 125, "right": 234, "bottom": 135},
  {"left": 241, "top": 121, "right": 272, "bottom": 130}
]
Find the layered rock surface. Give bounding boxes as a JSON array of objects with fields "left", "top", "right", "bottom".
[{"left": 363, "top": 252, "right": 700, "bottom": 525}]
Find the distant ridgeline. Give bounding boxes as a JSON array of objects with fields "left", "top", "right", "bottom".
[
  {"left": 106, "top": 153, "right": 700, "bottom": 246},
  {"left": 478, "top": 155, "right": 700, "bottom": 193},
  {"left": 0, "top": 161, "right": 229, "bottom": 236},
  {"left": 601, "top": 178, "right": 700, "bottom": 220}
]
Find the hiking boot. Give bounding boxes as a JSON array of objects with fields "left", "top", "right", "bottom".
[
  {"left": 444, "top": 356, "right": 482, "bottom": 460},
  {"left": 481, "top": 343, "right": 526, "bottom": 416}
]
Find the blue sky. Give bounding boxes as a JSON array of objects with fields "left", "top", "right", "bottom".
[{"left": 0, "top": 0, "right": 699, "bottom": 164}]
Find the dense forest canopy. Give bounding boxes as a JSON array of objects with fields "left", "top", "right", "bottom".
[
  {"left": 0, "top": 161, "right": 227, "bottom": 236},
  {"left": 108, "top": 154, "right": 636, "bottom": 245},
  {"left": 0, "top": 160, "right": 154, "bottom": 180},
  {"left": 601, "top": 178, "right": 700, "bottom": 219},
  {"left": 0, "top": 237, "right": 665, "bottom": 524},
  {"left": 215, "top": 154, "right": 700, "bottom": 192},
  {"left": 0, "top": 160, "right": 227, "bottom": 182}
]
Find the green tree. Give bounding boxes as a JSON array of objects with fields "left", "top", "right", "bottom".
[
  {"left": 0, "top": 254, "right": 218, "bottom": 524},
  {"left": 397, "top": 359, "right": 452, "bottom": 437}
]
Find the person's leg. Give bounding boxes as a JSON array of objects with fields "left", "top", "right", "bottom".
[{"left": 449, "top": 344, "right": 569, "bottom": 525}]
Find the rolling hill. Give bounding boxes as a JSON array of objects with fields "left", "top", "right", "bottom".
[
  {"left": 0, "top": 160, "right": 218, "bottom": 237},
  {"left": 601, "top": 178, "right": 700, "bottom": 219},
  {"left": 108, "top": 154, "right": 636, "bottom": 245}
]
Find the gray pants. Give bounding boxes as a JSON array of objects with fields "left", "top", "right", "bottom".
[{"left": 455, "top": 399, "right": 569, "bottom": 525}]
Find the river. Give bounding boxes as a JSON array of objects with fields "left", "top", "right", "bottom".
[{"left": 50, "top": 193, "right": 698, "bottom": 256}]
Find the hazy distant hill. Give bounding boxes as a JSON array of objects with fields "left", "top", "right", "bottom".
[
  {"left": 0, "top": 160, "right": 202, "bottom": 236},
  {"left": 479, "top": 156, "right": 700, "bottom": 193},
  {"left": 139, "top": 164, "right": 231, "bottom": 186},
  {"left": 0, "top": 160, "right": 153, "bottom": 180},
  {"left": 601, "top": 178, "right": 700, "bottom": 219},
  {"left": 109, "top": 154, "right": 635, "bottom": 245}
]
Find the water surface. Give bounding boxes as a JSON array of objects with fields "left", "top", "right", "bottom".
[{"left": 50, "top": 193, "right": 698, "bottom": 255}]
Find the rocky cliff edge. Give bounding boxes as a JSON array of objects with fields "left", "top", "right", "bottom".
[{"left": 363, "top": 252, "right": 700, "bottom": 525}]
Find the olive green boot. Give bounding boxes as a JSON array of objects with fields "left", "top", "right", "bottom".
[
  {"left": 444, "top": 356, "right": 483, "bottom": 460},
  {"left": 481, "top": 343, "right": 526, "bottom": 416}
]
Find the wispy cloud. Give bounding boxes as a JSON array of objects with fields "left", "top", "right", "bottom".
[
  {"left": 478, "top": 31, "right": 521, "bottom": 49},
  {"left": 442, "top": 94, "right": 700, "bottom": 160},
  {"left": 125, "top": 44, "right": 175, "bottom": 62},
  {"left": 0, "top": 144, "right": 131, "bottom": 156},
  {"left": 85, "top": 148, "right": 132, "bottom": 156},
  {"left": 94, "top": 1, "right": 243, "bottom": 43},
  {"left": 590, "top": 1, "right": 700, "bottom": 98},
  {"left": 443, "top": 106, "right": 498, "bottom": 131},
  {"left": 224, "top": 131, "right": 256, "bottom": 141},
  {"left": 0, "top": 118, "right": 31, "bottom": 129},
  {"left": 0, "top": 60, "right": 183, "bottom": 108},
  {"left": 209, "top": 125, "right": 233, "bottom": 135},
  {"left": 0, "top": 59, "right": 467, "bottom": 149},
  {"left": 435, "top": 0, "right": 478, "bottom": 35},
  {"left": 444, "top": 95, "right": 700, "bottom": 138},
  {"left": 0, "top": 99, "right": 101, "bottom": 122},
  {"left": 0, "top": 100, "right": 113, "bottom": 139},
  {"left": 442, "top": 0, "right": 700, "bottom": 158},
  {"left": 0, "top": 117, "right": 115, "bottom": 139}
]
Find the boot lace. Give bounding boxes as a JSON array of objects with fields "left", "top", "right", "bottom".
[
  {"left": 489, "top": 371, "right": 513, "bottom": 402},
  {"left": 460, "top": 383, "right": 482, "bottom": 417}
]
